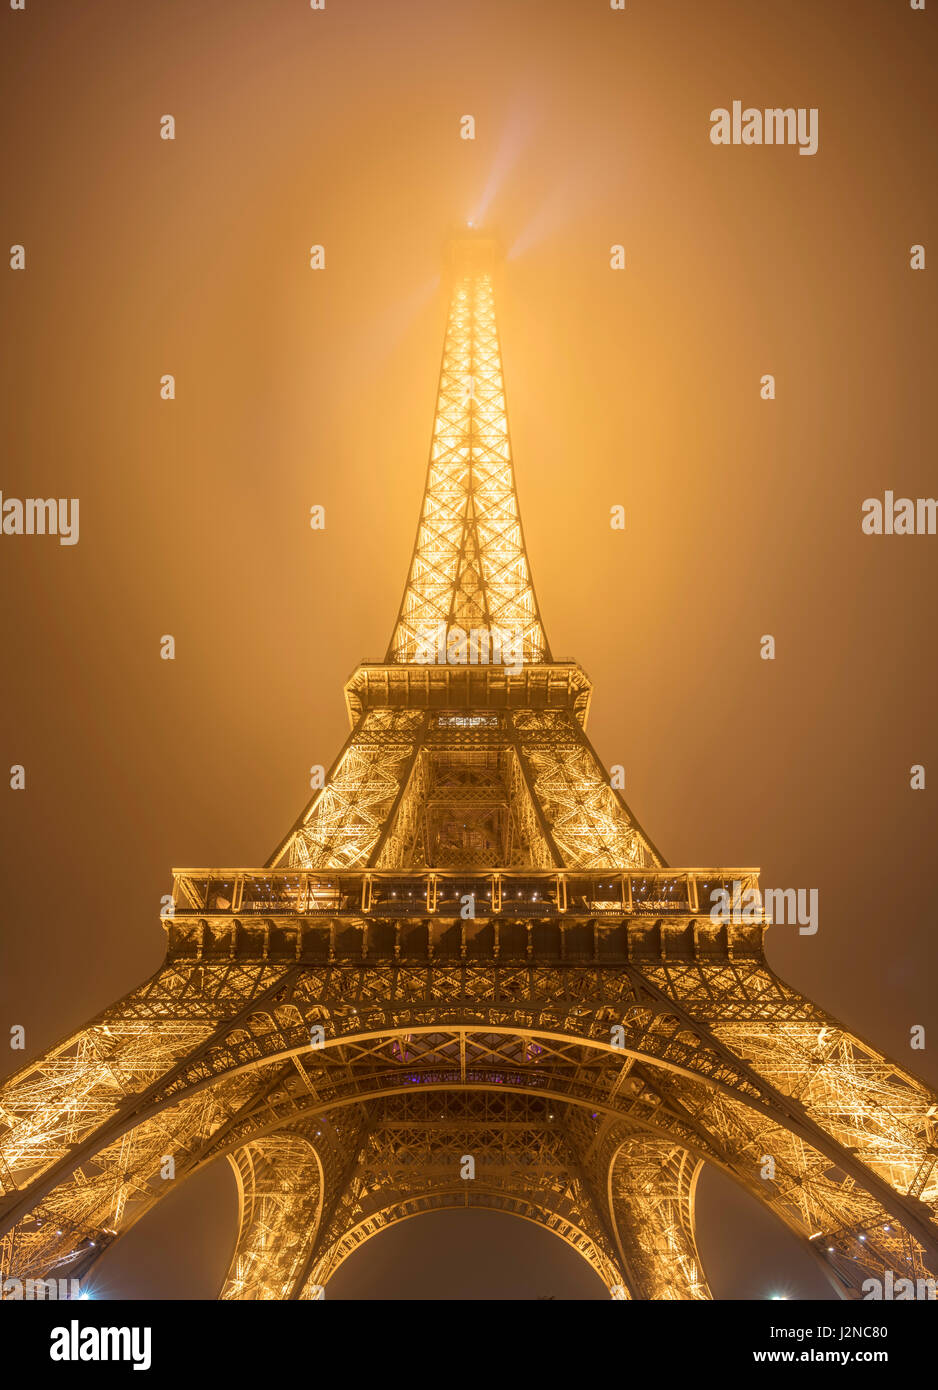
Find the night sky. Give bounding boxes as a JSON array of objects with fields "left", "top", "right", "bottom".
[{"left": 1, "top": 0, "right": 936, "bottom": 1299}]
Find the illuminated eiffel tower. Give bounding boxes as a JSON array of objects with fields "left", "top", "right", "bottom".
[{"left": 2, "top": 234, "right": 938, "bottom": 1301}]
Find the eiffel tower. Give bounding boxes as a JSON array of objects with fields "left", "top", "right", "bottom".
[{"left": 2, "top": 234, "right": 937, "bottom": 1303}]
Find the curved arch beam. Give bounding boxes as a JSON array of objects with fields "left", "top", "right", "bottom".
[
  {"left": 3, "top": 1016, "right": 937, "bottom": 1287},
  {"left": 6, "top": 1007, "right": 935, "bottom": 1265},
  {"left": 301, "top": 1192, "right": 625, "bottom": 1297}
]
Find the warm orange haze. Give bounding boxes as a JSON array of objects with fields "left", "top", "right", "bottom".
[{"left": 1, "top": 0, "right": 936, "bottom": 1308}]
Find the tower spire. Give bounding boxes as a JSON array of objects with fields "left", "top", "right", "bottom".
[{"left": 387, "top": 232, "right": 551, "bottom": 665}]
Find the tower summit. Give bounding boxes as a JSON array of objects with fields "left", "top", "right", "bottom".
[
  {"left": 389, "top": 230, "right": 549, "bottom": 667},
  {"left": 2, "top": 242, "right": 938, "bottom": 1302}
]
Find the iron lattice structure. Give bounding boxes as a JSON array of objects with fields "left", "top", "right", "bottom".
[{"left": 2, "top": 236, "right": 938, "bottom": 1301}]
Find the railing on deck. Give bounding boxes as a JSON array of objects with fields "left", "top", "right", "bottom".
[{"left": 170, "top": 868, "right": 762, "bottom": 920}]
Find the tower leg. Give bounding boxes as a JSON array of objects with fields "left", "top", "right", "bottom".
[{"left": 220, "top": 1131, "right": 324, "bottom": 1300}]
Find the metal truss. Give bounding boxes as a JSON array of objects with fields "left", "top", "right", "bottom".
[
  {"left": 606, "top": 1137, "right": 708, "bottom": 1300},
  {"left": 2, "top": 238, "right": 937, "bottom": 1300},
  {"left": 272, "top": 710, "right": 427, "bottom": 871},
  {"left": 299, "top": 1092, "right": 625, "bottom": 1294},
  {"left": 3, "top": 961, "right": 936, "bottom": 1298},
  {"left": 511, "top": 710, "right": 661, "bottom": 869},
  {"left": 220, "top": 1129, "right": 323, "bottom": 1300},
  {"left": 387, "top": 240, "right": 549, "bottom": 666}
]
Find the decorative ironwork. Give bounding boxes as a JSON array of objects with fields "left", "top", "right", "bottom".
[{"left": 2, "top": 237, "right": 936, "bottom": 1301}]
